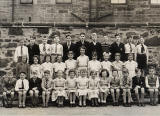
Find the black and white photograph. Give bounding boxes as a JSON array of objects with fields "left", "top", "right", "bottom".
[{"left": 0, "top": 0, "right": 160, "bottom": 116}]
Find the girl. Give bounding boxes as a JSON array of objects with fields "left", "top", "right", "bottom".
[
  {"left": 145, "top": 66, "right": 159, "bottom": 106},
  {"left": 88, "top": 71, "right": 99, "bottom": 107},
  {"left": 65, "top": 51, "right": 77, "bottom": 77},
  {"left": 99, "top": 69, "right": 111, "bottom": 106},
  {"left": 132, "top": 69, "right": 145, "bottom": 106},
  {"left": 30, "top": 55, "right": 42, "bottom": 79},
  {"left": 66, "top": 69, "right": 77, "bottom": 107},
  {"left": 52, "top": 70, "right": 67, "bottom": 107},
  {"left": 88, "top": 52, "right": 101, "bottom": 76},
  {"left": 41, "top": 55, "right": 53, "bottom": 78},
  {"left": 15, "top": 72, "right": 29, "bottom": 108},
  {"left": 77, "top": 68, "right": 89, "bottom": 107},
  {"left": 41, "top": 70, "right": 52, "bottom": 107},
  {"left": 110, "top": 70, "right": 120, "bottom": 106}
]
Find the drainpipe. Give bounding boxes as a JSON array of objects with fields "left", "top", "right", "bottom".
[{"left": 12, "top": 0, "right": 15, "bottom": 22}]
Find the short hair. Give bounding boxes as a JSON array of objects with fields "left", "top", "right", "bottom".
[
  {"left": 80, "top": 46, "right": 86, "bottom": 51},
  {"left": 80, "top": 32, "right": 85, "bottom": 36},
  {"left": 100, "top": 69, "right": 109, "bottom": 77},
  {"left": 112, "top": 69, "right": 118, "bottom": 73},
  {"left": 90, "top": 70, "right": 97, "bottom": 75},
  {"left": 135, "top": 68, "right": 142, "bottom": 73},
  {"left": 127, "top": 36, "right": 132, "bottom": 40},
  {"left": 92, "top": 51, "right": 97, "bottom": 57},
  {"left": 19, "top": 71, "right": 26, "bottom": 75},
  {"left": 44, "top": 70, "right": 50, "bottom": 74},
  {"left": 115, "top": 33, "right": 120, "bottom": 37},
  {"left": 80, "top": 68, "right": 87, "bottom": 73},
  {"left": 122, "top": 68, "right": 129, "bottom": 74},
  {"left": 148, "top": 66, "right": 155, "bottom": 70},
  {"left": 66, "top": 34, "right": 71, "bottom": 38},
  {"left": 68, "top": 50, "right": 74, "bottom": 55},
  {"left": 128, "top": 53, "right": 133, "bottom": 57},
  {"left": 115, "top": 53, "right": 121, "bottom": 56},
  {"left": 68, "top": 69, "right": 76, "bottom": 75},
  {"left": 33, "top": 55, "right": 40, "bottom": 63},
  {"left": 44, "top": 54, "right": 51, "bottom": 62}
]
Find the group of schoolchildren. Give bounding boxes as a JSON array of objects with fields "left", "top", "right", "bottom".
[{"left": 2, "top": 32, "right": 160, "bottom": 108}]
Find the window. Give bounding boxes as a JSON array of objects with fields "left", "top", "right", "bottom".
[
  {"left": 20, "top": 0, "right": 33, "bottom": 4},
  {"left": 111, "top": 0, "right": 126, "bottom": 4},
  {"left": 151, "top": 0, "right": 160, "bottom": 4},
  {"left": 56, "top": 0, "right": 72, "bottom": 4}
]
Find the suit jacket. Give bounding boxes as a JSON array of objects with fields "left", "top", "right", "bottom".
[
  {"left": 89, "top": 42, "right": 103, "bottom": 60},
  {"left": 110, "top": 42, "right": 125, "bottom": 61},
  {"left": 132, "top": 76, "right": 145, "bottom": 89},
  {"left": 27, "top": 44, "right": 40, "bottom": 64},
  {"left": 29, "top": 78, "right": 42, "bottom": 91},
  {"left": 75, "top": 41, "right": 90, "bottom": 58},
  {"left": 62, "top": 42, "right": 76, "bottom": 61}
]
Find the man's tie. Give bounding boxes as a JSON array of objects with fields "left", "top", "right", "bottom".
[
  {"left": 129, "top": 43, "right": 132, "bottom": 53},
  {"left": 45, "top": 79, "right": 48, "bottom": 89},
  {"left": 21, "top": 46, "right": 23, "bottom": 56},
  {"left": 22, "top": 80, "right": 24, "bottom": 89},
  {"left": 141, "top": 44, "right": 145, "bottom": 53},
  {"left": 43, "top": 44, "right": 46, "bottom": 52},
  {"left": 55, "top": 44, "right": 57, "bottom": 54}
]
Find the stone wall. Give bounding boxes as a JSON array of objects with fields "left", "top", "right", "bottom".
[{"left": 0, "top": 26, "right": 160, "bottom": 77}]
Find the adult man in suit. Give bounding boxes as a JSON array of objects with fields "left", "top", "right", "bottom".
[
  {"left": 110, "top": 34, "right": 125, "bottom": 61},
  {"left": 62, "top": 35, "right": 76, "bottom": 61},
  {"left": 89, "top": 33, "right": 103, "bottom": 61},
  {"left": 75, "top": 33, "right": 90, "bottom": 58},
  {"left": 27, "top": 37, "right": 40, "bottom": 64}
]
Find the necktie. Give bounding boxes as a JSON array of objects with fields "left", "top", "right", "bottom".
[
  {"left": 129, "top": 43, "right": 132, "bottom": 53},
  {"left": 67, "top": 42, "right": 70, "bottom": 49},
  {"left": 21, "top": 46, "right": 23, "bottom": 56},
  {"left": 55, "top": 44, "right": 57, "bottom": 54},
  {"left": 45, "top": 79, "right": 48, "bottom": 89},
  {"left": 22, "top": 80, "right": 24, "bottom": 89},
  {"left": 43, "top": 44, "right": 46, "bottom": 52},
  {"left": 141, "top": 44, "right": 145, "bottom": 53}
]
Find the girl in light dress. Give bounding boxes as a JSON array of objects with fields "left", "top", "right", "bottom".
[
  {"left": 88, "top": 70, "right": 99, "bottom": 107},
  {"left": 52, "top": 70, "right": 67, "bottom": 107},
  {"left": 66, "top": 69, "right": 77, "bottom": 107},
  {"left": 99, "top": 69, "right": 111, "bottom": 105},
  {"left": 30, "top": 55, "right": 42, "bottom": 79},
  {"left": 77, "top": 68, "right": 89, "bottom": 107}
]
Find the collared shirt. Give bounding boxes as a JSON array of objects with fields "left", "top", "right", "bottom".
[
  {"left": 120, "top": 77, "right": 132, "bottom": 88},
  {"left": 50, "top": 43, "right": 63, "bottom": 56},
  {"left": 15, "top": 79, "right": 29, "bottom": 91},
  {"left": 145, "top": 75, "right": 159, "bottom": 88},
  {"left": 88, "top": 60, "right": 101, "bottom": 72},
  {"left": 53, "top": 62, "right": 66, "bottom": 72},
  {"left": 39, "top": 43, "right": 51, "bottom": 55},
  {"left": 30, "top": 64, "right": 42, "bottom": 78},
  {"left": 41, "top": 78, "right": 52, "bottom": 90},
  {"left": 14, "top": 46, "right": 29, "bottom": 62},
  {"left": 136, "top": 44, "right": 148, "bottom": 54},
  {"left": 65, "top": 59, "right": 77, "bottom": 70},
  {"left": 112, "top": 61, "right": 124, "bottom": 71},
  {"left": 101, "top": 61, "right": 112, "bottom": 72},
  {"left": 110, "top": 76, "right": 120, "bottom": 88},
  {"left": 125, "top": 43, "right": 136, "bottom": 53},
  {"left": 77, "top": 55, "right": 89, "bottom": 67}
]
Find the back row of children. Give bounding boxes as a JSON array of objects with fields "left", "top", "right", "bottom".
[{"left": 2, "top": 48, "right": 159, "bottom": 108}]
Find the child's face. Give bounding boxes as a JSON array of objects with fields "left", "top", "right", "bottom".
[
  {"left": 136, "top": 70, "right": 141, "bottom": 77},
  {"left": 103, "top": 54, "right": 109, "bottom": 61},
  {"left": 54, "top": 36, "right": 60, "bottom": 43},
  {"left": 20, "top": 73, "right": 26, "bottom": 80},
  {"left": 57, "top": 71, "right": 63, "bottom": 78},
  {"left": 80, "top": 34, "right": 85, "bottom": 41},
  {"left": 139, "top": 38, "right": 144, "bottom": 44},
  {"left": 42, "top": 38, "right": 47, "bottom": 44},
  {"left": 44, "top": 73, "right": 50, "bottom": 79},
  {"left": 128, "top": 55, "right": 133, "bottom": 61},
  {"left": 91, "top": 72, "right": 97, "bottom": 79},
  {"left": 66, "top": 36, "right": 71, "bottom": 42},
  {"left": 19, "top": 40, "right": 24, "bottom": 46},
  {"left": 80, "top": 48, "right": 85, "bottom": 55},
  {"left": 149, "top": 69, "right": 155, "bottom": 75},
  {"left": 112, "top": 71, "right": 118, "bottom": 77},
  {"left": 8, "top": 72, "right": 13, "bottom": 79},
  {"left": 33, "top": 57, "right": 38, "bottom": 64},
  {"left": 69, "top": 72, "right": 75, "bottom": 79},
  {"left": 116, "top": 35, "right": 121, "bottom": 43},
  {"left": 57, "top": 56, "right": 62, "bottom": 62},
  {"left": 115, "top": 55, "right": 120, "bottom": 61},
  {"left": 102, "top": 71, "right": 108, "bottom": 77},
  {"left": 91, "top": 33, "right": 97, "bottom": 42},
  {"left": 46, "top": 56, "right": 51, "bottom": 62},
  {"left": 68, "top": 53, "right": 73, "bottom": 60},
  {"left": 92, "top": 55, "right": 97, "bottom": 60},
  {"left": 81, "top": 71, "right": 87, "bottom": 77},
  {"left": 22, "top": 56, "right": 27, "bottom": 63}
]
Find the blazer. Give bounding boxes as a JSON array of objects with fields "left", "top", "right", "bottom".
[
  {"left": 75, "top": 40, "right": 90, "bottom": 58},
  {"left": 89, "top": 42, "right": 103, "bottom": 60},
  {"left": 27, "top": 44, "right": 40, "bottom": 64},
  {"left": 132, "top": 76, "right": 145, "bottom": 89},
  {"left": 62, "top": 42, "right": 76, "bottom": 61},
  {"left": 110, "top": 42, "right": 125, "bottom": 61},
  {"left": 29, "top": 78, "right": 42, "bottom": 91}
]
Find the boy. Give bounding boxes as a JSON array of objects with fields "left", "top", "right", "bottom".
[
  {"left": 145, "top": 66, "right": 159, "bottom": 106},
  {"left": 3, "top": 71, "right": 17, "bottom": 108},
  {"left": 15, "top": 72, "right": 29, "bottom": 108},
  {"left": 41, "top": 70, "right": 53, "bottom": 107},
  {"left": 29, "top": 71, "right": 42, "bottom": 107},
  {"left": 132, "top": 69, "right": 145, "bottom": 106},
  {"left": 120, "top": 68, "right": 132, "bottom": 107}
]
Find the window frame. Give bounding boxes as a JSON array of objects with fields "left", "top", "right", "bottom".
[
  {"left": 20, "top": 0, "right": 33, "bottom": 4},
  {"left": 110, "top": 0, "right": 127, "bottom": 5},
  {"left": 55, "top": 0, "right": 72, "bottom": 4},
  {"left": 150, "top": 0, "right": 160, "bottom": 5}
]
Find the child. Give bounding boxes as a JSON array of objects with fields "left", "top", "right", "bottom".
[
  {"left": 110, "top": 69, "right": 120, "bottom": 106},
  {"left": 29, "top": 71, "right": 42, "bottom": 107},
  {"left": 112, "top": 53, "right": 124, "bottom": 78},
  {"left": 66, "top": 69, "right": 77, "bottom": 107},
  {"left": 65, "top": 51, "right": 77, "bottom": 77},
  {"left": 50, "top": 34, "right": 63, "bottom": 63},
  {"left": 120, "top": 68, "right": 132, "bottom": 107},
  {"left": 77, "top": 46, "right": 89, "bottom": 70},
  {"left": 39, "top": 36, "right": 51, "bottom": 64},
  {"left": 52, "top": 70, "right": 67, "bottom": 107},
  {"left": 88, "top": 52, "right": 101, "bottom": 76},
  {"left": 88, "top": 70, "right": 99, "bottom": 107},
  {"left": 30, "top": 55, "right": 42, "bottom": 79},
  {"left": 16, "top": 55, "right": 30, "bottom": 79},
  {"left": 77, "top": 68, "right": 89, "bottom": 107},
  {"left": 3, "top": 71, "right": 17, "bottom": 108},
  {"left": 15, "top": 72, "right": 29, "bottom": 108},
  {"left": 41, "top": 55, "right": 53, "bottom": 78},
  {"left": 124, "top": 53, "right": 138, "bottom": 78},
  {"left": 53, "top": 55, "right": 66, "bottom": 77},
  {"left": 99, "top": 69, "right": 110, "bottom": 106},
  {"left": 101, "top": 52, "right": 112, "bottom": 76},
  {"left": 132, "top": 69, "right": 145, "bottom": 106},
  {"left": 41, "top": 70, "right": 53, "bottom": 107},
  {"left": 145, "top": 66, "right": 159, "bottom": 106}
]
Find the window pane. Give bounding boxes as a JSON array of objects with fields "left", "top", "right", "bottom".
[
  {"left": 151, "top": 0, "right": 160, "bottom": 4},
  {"left": 56, "top": 0, "right": 72, "bottom": 4},
  {"left": 111, "top": 0, "right": 126, "bottom": 4},
  {"left": 20, "top": 0, "right": 33, "bottom": 4}
]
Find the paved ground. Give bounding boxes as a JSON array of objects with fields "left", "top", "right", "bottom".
[{"left": 1, "top": 105, "right": 160, "bottom": 116}]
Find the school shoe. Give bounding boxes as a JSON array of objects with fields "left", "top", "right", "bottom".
[{"left": 141, "top": 103, "right": 145, "bottom": 107}]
